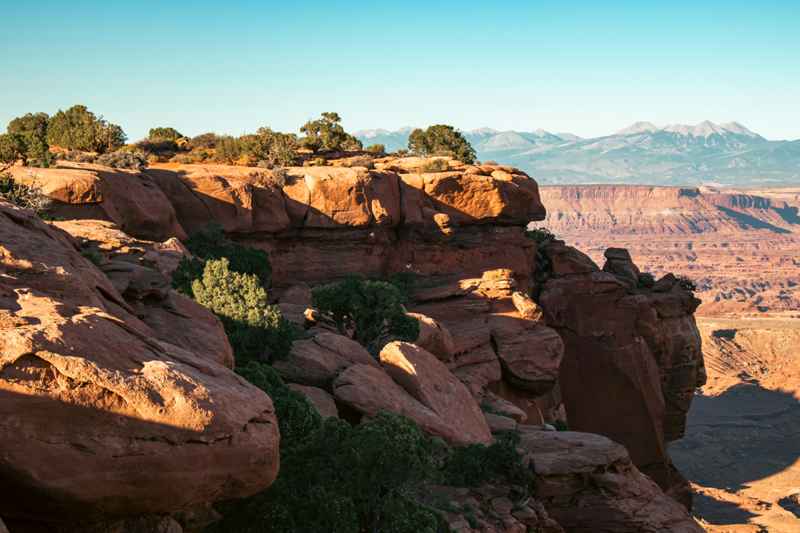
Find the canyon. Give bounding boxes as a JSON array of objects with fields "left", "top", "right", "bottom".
[
  {"left": 540, "top": 184, "right": 800, "bottom": 532},
  {"left": 1, "top": 157, "right": 707, "bottom": 532}
]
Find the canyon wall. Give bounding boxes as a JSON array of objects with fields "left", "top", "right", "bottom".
[{"left": 2, "top": 159, "right": 705, "bottom": 531}]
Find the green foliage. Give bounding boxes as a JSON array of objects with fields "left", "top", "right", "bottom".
[
  {"left": 365, "top": 143, "right": 385, "bottom": 154},
  {"left": 312, "top": 277, "right": 420, "bottom": 354},
  {"left": 96, "top": 150, "right": 147, "bottom": 170},
  {"left": 81, "top": 248, "right": 103, "bottom": 266},
  {"left": 637, "top": 272, "right": 656, "bottom": 289},
  {"left": 190, "top": 258, "right": 293, "bottom": 362},
  {"left": 525, "top": 226, "right": 556, "bottom": 245},
  {"left": 148, "top": 127, "right": 183, "bottom": 142},
  {"left": 208, "top": 409, "right": 444, "bottom": 533},
  {"left": 243, "top": 127, "right": 299, "bottom": 167},
  {"left": 408, "top": 125, "right": 476, "bottom": 164},
  {"left": 7, "top": 112, "right": 51, "bottom": 166},
  {"left": 184, "top": 223, "right": 271, "bottom": 286},
  {"left": 300, "top": 112, "right": 362, "bottom": 152},
  {"left": 0, "top": 174, "right": 53, "bottom": 217},
  {"left": 190, "top": 132, "right": 219, "bottom": 150},
  {"left": 46, "top": 105, "right": 126, "bottom": 153},
  {"left": 441, "top": 431, "right": 532, "bottom": 488},
  {"left": 420, "top": 158, "right": 450, "bottom": 172},
  {"left": 213, "top": 135, "right": 243, "bottom": 163},
  {"left": 0, "top": 134, "right": 25, "bottom": 166},
  {"left": 236, "top": 361, "right": 322, "bottom": 452}
]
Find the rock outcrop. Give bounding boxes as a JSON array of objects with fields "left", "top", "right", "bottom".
[
  {"left": 0, "top": 202, "right": 279, "bottom": 528},
  {"left": 538, "top": 240, "right": 705, "bottom": 506},
  {"left": 4, "top": 157, "right": 707, "bottom": 530}
]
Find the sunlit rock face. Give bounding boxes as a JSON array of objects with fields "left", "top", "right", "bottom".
[{"left": 0, "top": 201, "right": 279, "bottom": 526}]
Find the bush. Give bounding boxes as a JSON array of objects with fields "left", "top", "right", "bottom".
[
  {"left": 7, "top": 112, "right": 51, "bottom": 166},
  {"left": 190, "top": 132, "right": 219, "bottom": 150},
  {"left": 300, "top": 112, "right": 362, "bottom": 152},
  {"left": 441, "top": 431, "right": 532, "bottom": 488},
  {"left": 47, "top": 105, "right": 125, "bottom": 153},
  {"left": 242, "top": 128, "right": 299, "bottom": 168},
  {"left": 62, "top": 149, "right": 97, "bottom": 163},
  {"left": 208, "top": 408, "right": 444, "bottom": 533},
  {"left": 96, "top": 150, "right": 148, "bottom": 170},
  {"left": 525, "top": 226, "right": 556, "bottom": 245},
  {"left": 148, "top": 127, "right": 183, "bottom": 142},
  {"left": 191, "top": 258, "right": 294, "bottom": 361},
  {"left": 312, "top": 277, "right": 420, "bottom": 354},
  {"left": 213, "top": 135, "right": 243, "bottom": 163},
  {"left": 183, "top": 223, "right": 271, "bottom": 286},
  {"left": 0, "top": 134, "right": 25, "bottom": 167},
  {"left": 408, "top": 125, "right": 476, "bottom": 164},
  {"left": 0, "top": 174, "right": 53, "bottom": 217},
  {"left": 365, "top": 143, "right": 385, "bottom": 154},
  {"left": 236, "top": 361, "right": 322, "bottom": 452},
  {"left": 420, "top": 158, "right": 450, "bottom": 172}
]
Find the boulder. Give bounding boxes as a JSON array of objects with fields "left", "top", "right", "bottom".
[
  {"left": 511, "top": 291, "right": 544, "bottom": 321},
  {"left": 379, "top": 342, "right": 492, "bottom": 444},
  {"left": 494, "top": 324, "right": 564, "bottom": 394},
  {"left": 407, "top": 312, "right": 456, "bottom": 361},
  {"left": 521, "top": 428, "right": 703, "bottom": 532},
  {"left": 273, "top": 331, "right": 377, "bottom": 387},
  {"left": 0, "top": 201, "right": 278, "bottom": 526}
]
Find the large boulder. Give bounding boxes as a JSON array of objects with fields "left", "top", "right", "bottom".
[
  {"left": 522, "top": 427, "right": 702, "bottom": 532},
  {"left": 379, "top": 341, "right": 492, "bottom": 444},
  {"left": 0, "top": 202, "right": 279, "bottom": 526}
]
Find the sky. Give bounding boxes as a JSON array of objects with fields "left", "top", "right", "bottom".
[{"left": 1, "top": 0, "right": 798, "bottom": 141}]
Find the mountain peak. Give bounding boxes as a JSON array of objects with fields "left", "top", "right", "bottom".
[{"left": 615, "top": 121, "right": 660, "bottom": 135}]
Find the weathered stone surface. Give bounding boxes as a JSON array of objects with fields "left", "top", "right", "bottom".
[
  {"left": 407, "top": 312, "right": 456, "bottom": 361},
  {"left": 288, "top": 384, "right": 339, "bottom": 418},
  {"left": 521, "top": 427, "right": 702, "bottom": 532},
  {"left": 484, "top": 413, "right": 518, "bottom": 433},
  {"left": 379, "top": 342, "right": 492, "bottom": 444},
  {"left": 539, "top": 241, "right": 705, "bottom": 505},
  {"left": 511, "top": 290, "right": 544, "bottom": 321},
  {"left": 273, "top": 331, "right": 377, "bottom": 387},
  {"left": 494, "top": 323, "right": 564, "bottom": 394},
  {"left": 11, "top": 164, "right": 186, "bottom": 241},
  {"left": 0, "top": 201, "right": 279, "bottom": 525}
]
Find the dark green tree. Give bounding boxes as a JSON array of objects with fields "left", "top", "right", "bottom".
[
  {"left": 243, "top": 127, "right": 299, "bottom": 167},
  {"left": 46, "top": 105, "right": 126, "bottom": 153},
  {"left": 0, "top": 134, "right": 25, "bottom": 167},
  {"left": 148, "top": 127, "right": 184, "bottom": 142},
  {"left": 7, "top": 112, "right": 51, "bottom": 165},
  {"left": 300, "top": 112, "right": 362, "bottom": 152},
  {"left": 408, "top": 124, "right": 476, "bottom": 164},
  {"left": 311, "top": 277, "right": 419, "bottom": 354}
]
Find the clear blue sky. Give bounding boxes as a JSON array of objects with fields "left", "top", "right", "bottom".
[{"left": 1, "top": 0, "right": 798, "bottom": 141}]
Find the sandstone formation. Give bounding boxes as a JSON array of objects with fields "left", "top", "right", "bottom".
[
  {"left": 540, "top": 184, "right": 800, "bottom": 317},
  {"left": 2, "top": 157, "right": 708, "bottom": 530},
  {"left": 521, "top": 427, "right": 704, "bottom": 532},
  {"left": 0, "top": 201, "right": 279, "bottom": 528},
  {"left": 538, "top": 240, "right": 705, "bottom": 505}
]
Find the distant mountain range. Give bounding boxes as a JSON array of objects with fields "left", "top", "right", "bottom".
[{"left": 355, "top": 122, "right": 800, "bottom": 186}]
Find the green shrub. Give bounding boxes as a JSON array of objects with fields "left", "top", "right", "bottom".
[
  {"left": 420, "top": 158, "right": 450, "bottom": 172},
  {"left": 525, "top": 226, "right": 556, "bottom": 245},
  {"left": 408, "top": 125, "right": 476, "bottom": 164},
  {"left": 7, "top": 112, "right": 51, "bottom": 166},
  {"left": 81, "top": 248, "right": 103, "bottom": 266},
  {"left": 190, "top": 132, "right": 219, "bottom": 150},
  {"left": 242, "top": 127, "right": 299, "bottom": 168},
  {"left": 441, "top": 431, "right": 532, "bottom": 488},
  {"left": 365, "top": 143, "right": 385, "bottom": 154},
  {"left": 148, "top": 127, "right": 183, "bottom": 142},
  {"left": 300, "top": 112, "right": 362, "bottom": 152},
  {"left": 236, "top": 361, "right": 322, "bottom": 452},
  {"left": 96, "top": 150, "right": 148, "bottom": 170},
  {"left": 190, "top": 258, "right": 293, "bottom": 361},
  {"left": 0, "top": 134, "right": 25, "bottom": 166},
  {"left": 213, "top": 135, "right": 243, "bottom": 163},
  {"left": 208, "top": 409, "right": 444, "bottom": 533},
  {"left": 184, "top": 223, "right": 271, "bottom": 286},
  {"left": 312, "top": 277, "right": 420, "bottom": 354},
  {"left": 0, "top": 174, "right": 53, "bottom": 217},
  {"left": 47, "top": 105, "right": 125, "bottom": 153}
]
